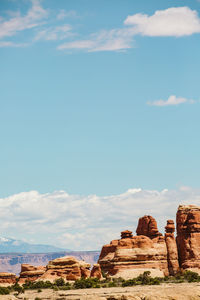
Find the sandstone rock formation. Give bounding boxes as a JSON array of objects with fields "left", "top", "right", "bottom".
[
  {"left": 39, "top": 256, "right": 91, "bottom": 282},
  {"left": 0, "top": 272, "right": 16, "bottom": 285},
  {"left": 176, "top": 205, "right": 200, "bottom": 272},
  {"left": 136, "top": 215, "right": 162, "bottom": 239},
  {"left": 165, "top": 220, "right": 179, "bottom": 275},
  {"left": 90, "top": 263, "right": 102, "bottom": 279},
  {"left": 99, "top": 216, "right": 170, "bottom": 279},
  {"left": 1, "top": 205, "right": 200, "bottom": 285},
  {"left": 19, "top": 264, "right": 46, "bottom": 284}
]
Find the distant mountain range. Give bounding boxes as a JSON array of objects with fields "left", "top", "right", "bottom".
[{"left": 0, "top": 236, "right": 66, "bottom": 253}]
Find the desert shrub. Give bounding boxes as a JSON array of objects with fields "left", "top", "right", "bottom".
[
  {"left": 108, "top": 281, "right": 117, "bottom": 287},
  {"left": 73, "top": 277, "right": 100, "bottom": 289},
  {"left": 54, "top": 278, "right": 65, "bottom": 286},
  {"left": 183, "top": 270, "right": 200, "bottom": 282},
  {"left": 122, "top": 272, "right": 162, "bottom": 286},
  {"left": 23, "top": 280, "right": 53, "bottom": 290},
  {"left": 122, "top": 278, "right": 137, "bottom": 287},
  {"left": 13, "top": 283, "right": 24, "bottom": 293},
  {"left": 0, "top": 286, "right": 10, "bottom": 295},
  {"left": 58, "top": 285, "right": 71, "bottom": 290}
]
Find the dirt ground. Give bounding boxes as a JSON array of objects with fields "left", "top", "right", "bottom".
[{"left": 1, "top": 282, "right": 200, "bottom": 300}]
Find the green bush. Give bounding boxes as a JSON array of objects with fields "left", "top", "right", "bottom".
[
  {"left": 54, "top": 278, "right": 65, "bottom": 286},
  {"left": 0, "top": 286, "right": 10, "bottom": 295},
  {"left": 73, "top": 277, "right": 100, "bottom": 289},
  {"left": 183, "top": 270, "right": 200, "bottom": 282}
]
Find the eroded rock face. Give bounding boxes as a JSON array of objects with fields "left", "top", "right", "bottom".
[
  {"left": 136, "top": 215, "right": 162, "bottom": 239},
  {"left": 99, "top": 219, "right": 169, "bottom": 279},
  {"left": 165, "top": 220, "right": 179, "bottom": 275},
  {"left": 176, "top": 205, "right": 200, "bottom": 271},
  {"left": 39, "top": 256, "right": 91, "bottom": 282},
  {"left": 90, "top": 263, "right": 102, "bottom": 279},
  {"left": 19, "top": 264, "right": 46, "bottom": 284},
  {"left": 0, "top": 272, "right": 16, "bottom": 285}
]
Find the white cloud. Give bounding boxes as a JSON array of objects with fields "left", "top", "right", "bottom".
[
  {"left": 124, "top": 7, "right": 200, "bottom": 37},
  {"left": 58, "top": 6, "right": 200, "bottom": 52},
  {"left": 0, "top": 187, "right": 200, "bottom": 250},
  {"left": 148, "top": 95, "right": 196, "bottom": 106},
  {"left": 0, "top": 0, "right": 48, "bottom": 40}
]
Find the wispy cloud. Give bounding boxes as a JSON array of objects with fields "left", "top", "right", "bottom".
[
  {"left": 0, "top": 0, "right": 48, "bottom": 40},
  {"left": 0, "top": 41, "right": 28, "bottom": 47},
  {"left": 57, "top": 9, "right": 78, "bottom": 20},
  {"left": 34, "top": 24, "right": 73, "bottom": 41},
  {"left": 148, "top": 95, "right": 196, "bottom": 107},
  {"left": 1, "top": 4, "right": 200, "bottom": 51},
  {"left": 57, "top": 28, "right": 133, "bottom": 52},
  {"left": 0, "top": 187, "right": 199, "bottom": 250},
  {"left": 58, "top": 6, "right": 200, "bottom": 52}
]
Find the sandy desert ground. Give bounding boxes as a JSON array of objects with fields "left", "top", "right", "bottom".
[{"left": 1, "top": 282, "right": 200, "bottom": 300}]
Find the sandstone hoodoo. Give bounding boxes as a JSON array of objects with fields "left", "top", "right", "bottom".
[
  {"left": 176, "top": 205, "right": 200, "bottom": 273},
  {"left": 121, "top": 230, "right": 133, "bottom": 239},
  {"left": 136, "top": 215, "right": 162, "bottom": 239},
  {"left": 165, "top": 220, "right": 179, "bottom": 275}
]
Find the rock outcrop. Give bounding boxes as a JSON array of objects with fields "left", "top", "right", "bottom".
[
  {"left": 39, "top": 256, "right": 91, "bottom": 282},
  {"left": 136, "top": 215, "right": 162, "bottom": 239},
  {"left": 165, "top": 220, "right": 179, "bottom": 275},
  {"left": 19, "top": 264, "right": 46, "bottom": 284},
  {"left": 90, "top": 263, "right": 102, "bottom": 279},
  {"left": 0, "top": 272, "right": 16, "bottom": 285},
  {"left": 176, "top": 205, "right": 200, "bottom": 272},
  {"left": 99, "top": 216, "right": 169, "bottom": 279},
  {"left": 1, "top": 205, "right": 200, "bottom": 285}
]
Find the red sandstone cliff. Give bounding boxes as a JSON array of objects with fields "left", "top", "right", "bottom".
[{"left": 176, "top": 205, "right": 200, "bottom": 272}]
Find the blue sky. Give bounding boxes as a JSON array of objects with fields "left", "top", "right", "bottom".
[{"left": 0, "top": 0, "right": 200, "bottom": 248}]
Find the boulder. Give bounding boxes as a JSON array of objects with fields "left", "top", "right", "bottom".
[{"left": 176, "top": 205, "right": 200, "bottom": 272}]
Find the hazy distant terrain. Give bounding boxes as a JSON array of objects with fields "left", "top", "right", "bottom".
[
  {"left": 0, "top": 236, "right": 65, "bottom": 253},
  {"left": 0, "top": 251, "right": 100, "bottom": 274}
]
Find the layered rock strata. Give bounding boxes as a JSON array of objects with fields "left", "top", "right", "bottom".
[
  {"left": 0, "top": 272, "right": 16, "bottom": 285},
  {"left": 19, "top": 264, "right": 46, "bottom": 284},
  {"left": 39, "top": 256, "right": 91, "bottom": 282},
  {"left": 176, "top": 205, "right": 200, "bottom": 272},
  {"left": 99, "top": 216, "right": 170, "bottom": 279}
]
